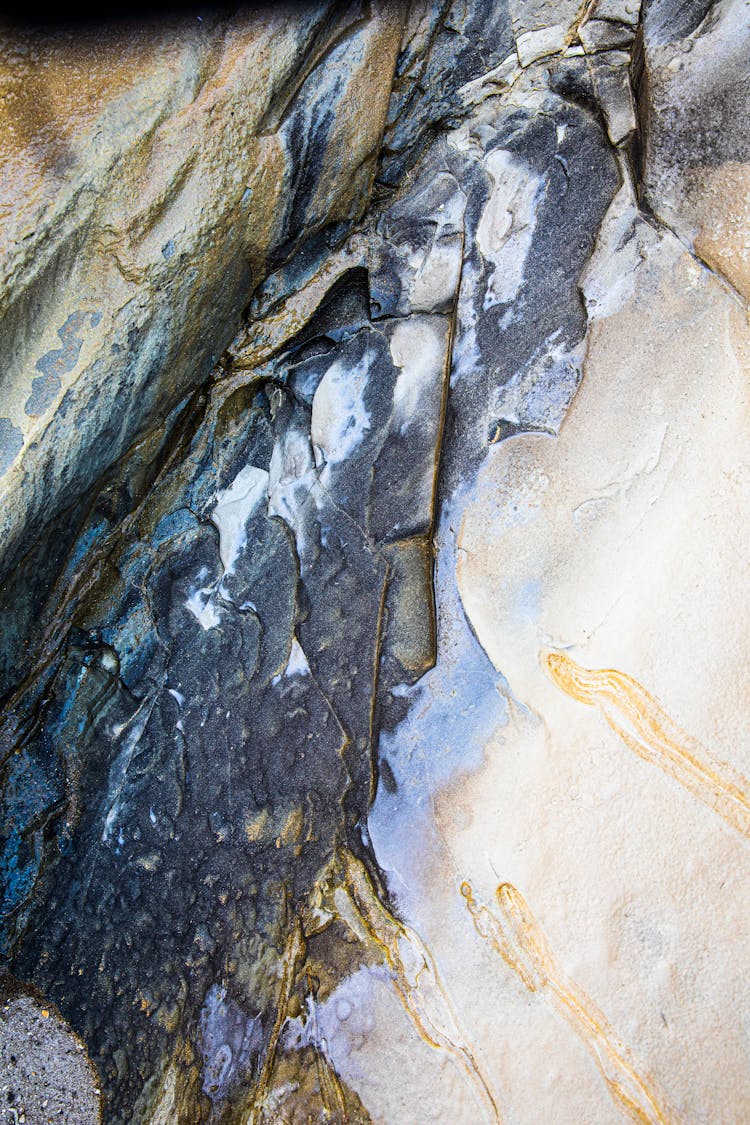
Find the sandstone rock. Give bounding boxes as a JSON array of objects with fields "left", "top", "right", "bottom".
[
  {"left": 1, "top": 0, "right": 748, "bottom": 1122},
  {"left": 450, "top": 207, "right": 750, "bottom": 1122}
]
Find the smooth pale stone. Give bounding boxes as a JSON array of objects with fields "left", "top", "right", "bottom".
[
  {"left": 580, "top": 184, "right": 661, "bottom": 319},
  {"left": 389, "top": 317, "right": 447, "bottom": 433},
  {"left": 212, "top": 464, "right": 269, "bottom": 575},
  {"left": 516, "top": 24, "right": 567, "bottom": 67},
  {"left": 590, "top": 52, "right": 637, "bottom": 145},
  {"left": 593, "top": 0, "right": 641, "bottom": 27},
  {"left": 410, "top": 233, "right": 465, "bottom": 313},
  {"left": 291, "top": 963, "right": 489, "bottom": 1124},
  {"left": 311, "top": 353, "right": 374, "bottom": 469},
  {"left": 449, "top": 230, "right": 750, "bottom": 1120}
]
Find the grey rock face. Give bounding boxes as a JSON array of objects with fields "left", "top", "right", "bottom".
[
  {"left": 2, "top": 0, "right": 747, "bottom": 1122},
  {"left": 379, "top": 0, "right": 516, "bottom": 185},
  {"left": 639, "top": 0, "right": 750, "bottom": 297}
]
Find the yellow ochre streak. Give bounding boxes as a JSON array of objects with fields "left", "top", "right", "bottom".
[
  {"left": 461, "top": 881, "right": 671, "bottom": 1125},
  {"left": 542, "top": 649, "right": 750, "bottom": 839},
  {"left": 340, "top": 850, "right": 502, "bottom": 1124}
]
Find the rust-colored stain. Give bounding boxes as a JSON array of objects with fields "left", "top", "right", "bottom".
[
  {"left": 462, "top": 881, "right": 671, "bottom": 1125},
  {"left": 542, "top": 649, "right": 750, "bottom": 839}
]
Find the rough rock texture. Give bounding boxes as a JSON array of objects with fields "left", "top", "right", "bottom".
[
  {"left": 0, "top": 4, "right": 404, "bottom": 691},
  {"left": 1, "top": 0, "right": 749, "bottom": 1122},
  {"left": 0, "top": 975, "right": 102, "bottom": 1123},
  {"left": 638, "top": 0, "right": 750, "bottom": 298}
]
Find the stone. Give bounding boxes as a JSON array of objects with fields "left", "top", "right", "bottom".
[
  {"left": 0, "top": 3, "right": 404, "bottom": 648},
  {"left": 516, "top": 24, "right": 568, "bottom": 66},
  {"left": 378, "top": 0, "right": 516, "bottom": 186},
  {"left": 639, "top": 0, "right": 750, "bottom": 298},
  {"left": 450, "top": 212, "right": 750, "bottom": 1121},
  {"left": 579, "top": 17, "right": 635, "bottom": 51},
  {"left": 1, "top": 0, "right": 749, "bottom": 1121},
  {"left": 594, "top": 0, "right": 641, "bottom": 27},
  {"left": 590, "top": 49, "right": 638, "bottom": 144}
]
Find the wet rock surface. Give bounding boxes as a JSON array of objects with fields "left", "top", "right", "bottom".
[
  {"left": 0, "top": 3, "right": 404, "bottom": 692},
  {"left": 1, "top": 0, "right": 749, "bottom": 1121}
]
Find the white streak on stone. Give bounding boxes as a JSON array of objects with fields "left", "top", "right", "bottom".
[
  {"left": 451, "top": 259, "right": 482, "bottom": 389},
  {"left": 184, "top": 587, "right": 222, "bottom": 631},
  {"left": 212, "top": 464, "right": 269, "bottom": 575},
  {"left": 102, "top": 695, "right": 157, "bottom": 843},
  {"left": 476, "top": 149, "right": 543, "bottom": 309},
  {"left": 311, "top": 352, "right": 372, "bottom": 468},
  {"left": 285, "top": 637, "right": 311, "bottom": 678}
]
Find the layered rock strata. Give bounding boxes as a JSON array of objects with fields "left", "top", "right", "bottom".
[{"left": 1, "top": 0, "right": 748, "bottom": 1121}]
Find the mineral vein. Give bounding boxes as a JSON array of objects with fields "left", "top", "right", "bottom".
[
  {"left": 340, "top": 850, "right": 501, "bottom": 1123},
  {"left": 246, "top": 920, "right": 306, "bottom": 1125},
  {"left": 542, "top": 650, "right": 750, "bottom": 839},
  {"left": 461, "top": 881, "right": 670, "bottom": 1125}
]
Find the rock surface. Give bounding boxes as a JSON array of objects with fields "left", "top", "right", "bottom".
[
  {"left": 639, "top": 0, "right": 750, "bottom": 299},
  {"left": 1, "top": 1, "right": 748, "bottom": 1122},
  {"left": 0, "top": 4, "right": 404, "bottom": 689}
]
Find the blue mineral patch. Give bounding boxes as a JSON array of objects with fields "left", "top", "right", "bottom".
[
  {"left": 25, "top": 311, "right": 103, "bottom": 416},
  {"left": 0, "top": 828, "right": 40, "bottom": 934},
  {"left": 198, "top": 984, "right": 263, "bottom": 1103},
  {"left": 0, "top": 737, "right": 64, "bottom": 953},
  {"left": 0, "top": 417, "right": 23, "bottom": 477}
]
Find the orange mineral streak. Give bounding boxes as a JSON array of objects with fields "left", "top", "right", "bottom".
[
  {"left": 461, "top": 882, "right": 671, "bottom": 1125},
  {"left": 542, "top": 650, "right": 750, "bottom": 839},
  {"left": 341, "top": 851, "right": 501, "bottom": 1123}
]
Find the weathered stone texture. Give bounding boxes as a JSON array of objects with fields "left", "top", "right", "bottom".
[
  {"left": 639, "top": 0, "right": 750, "bottom": 297},
  {"left": 0, "top": 4, "right": 404, "bottom": 593},
  {"left": 1, "top": 0, "right": 749, "bottom": 1122}
]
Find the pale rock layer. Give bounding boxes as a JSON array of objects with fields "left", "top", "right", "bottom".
[
  {"left": 453, "top": 224, "right": 750, "bottom": 1122},
  {"left": 1, "top": 1, "right": 748, "bottom": 1123}
]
